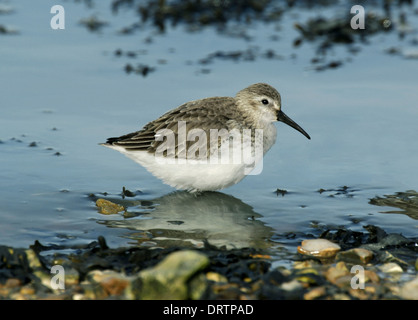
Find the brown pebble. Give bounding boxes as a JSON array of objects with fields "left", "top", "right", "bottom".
[
  {"left": 5, "top": 278, "right": 21, "bottom": 288},
  {"left": 304, "top": 286, "right": 326, "bottom": 300},
  {"left": 324, "top": 265, "right": 349, "bottom": 285},
  {"left": 400, "top": 276, "right": 418, "bottom": 300},
  {"left": 364, "top": 270, "right": 379, "bottom": 283},
  {"left": 100, "top": 277, "right": 130, "bottom": 296},
  {"left": 349, "top": 287, "right": 370, "bottom": 300},
  {"left": 96, "top": 199, "right": 125, "bottom": 215},
  {"left": 19, "top": 286, "right": 35, "bottom": 295}
]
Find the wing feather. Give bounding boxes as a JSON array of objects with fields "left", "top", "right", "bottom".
[{"left": 104, "top": 97, "right": 246, "bottom": 159}]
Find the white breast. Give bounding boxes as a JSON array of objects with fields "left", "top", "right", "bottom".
[{"left": 106, "top": 122, "right": 278, "bottom": 192}]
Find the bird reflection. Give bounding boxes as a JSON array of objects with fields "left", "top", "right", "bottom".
[{"left": 94, "top": 191, "right": 274, "bottom": 249}]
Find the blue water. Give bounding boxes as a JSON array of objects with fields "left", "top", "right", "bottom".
[{"left": 1, "top": 1, "right": 417, "bottom": 265}]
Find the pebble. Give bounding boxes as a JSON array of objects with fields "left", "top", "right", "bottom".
[
  {"left": 88, "top": 270, "right": 132, "bottom": 297},
  {"left": 5, "top": 278, "right": 21, "bottom": 288},
  {"left": 281, "top": 279, "right": 304, "bottom": 292},
  {"left": 379, "top": 250, "right": 409, "bottom": 267},
  {"left": 378, "top": 262, "right": 403, "bottom": 273},
  {"left": 324, "top": 262, "right": 350, "bottom": 286},
  {"left": 364, "top": 270, "right": 380, "bottom": 284},
  {"left": 133, "top": 250, "right": 209, "bottom": 300},
  {"left": 400, "top": 276, "right": 418, "bottom": 300},
  {"left": 206, "top": 272, "right": 228, "bottom": 283},
  {"left": 303, "top": 286, "right": 326, "bottom": 300},
  {"left": 297, "top": 239, "right": 341, "bottom": 257},
  {"left": 95, "top": 198, "right": 125, "bottom": 215},
  {"left": 19, "top": 285, "right": 35, "bottom": 296},
  {"left": 336, "top": 248, "right": 374, "bottom": 264}
]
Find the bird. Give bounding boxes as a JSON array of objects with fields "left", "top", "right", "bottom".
[{"left": 102, "top": 83, "right": 310, "bottom": 192}]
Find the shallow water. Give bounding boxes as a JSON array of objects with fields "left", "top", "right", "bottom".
[{"left": 1, "top": 1, "right": 417, "bottom": 267}]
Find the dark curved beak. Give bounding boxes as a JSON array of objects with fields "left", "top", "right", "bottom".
[{"left": 277, "top": 110, "right": 311, "bottom": 140}]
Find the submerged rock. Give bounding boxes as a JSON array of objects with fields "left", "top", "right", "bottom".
[{"left": 95, "top": 199, "right": 125, "bottom": 215}]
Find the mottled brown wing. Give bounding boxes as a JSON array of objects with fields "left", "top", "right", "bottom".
[{"left": 105, "top": 97, "right": 244, "bottom": 159}]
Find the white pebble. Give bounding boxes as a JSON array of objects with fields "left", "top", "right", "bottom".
[{"left": 297, "top": 239, "right": 341, "bottom": 257}]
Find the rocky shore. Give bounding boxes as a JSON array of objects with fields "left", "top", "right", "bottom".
[{"left": 0, "top": 224, "right": 416, "bottom": 300}]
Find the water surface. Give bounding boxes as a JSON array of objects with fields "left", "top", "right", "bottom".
[{"left": 1, "top": 1, "right": 417, "bottom": 266}]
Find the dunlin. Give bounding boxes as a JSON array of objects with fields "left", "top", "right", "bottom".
[{"left": 103, "top": 83, "right": 310, "bottom": 192}]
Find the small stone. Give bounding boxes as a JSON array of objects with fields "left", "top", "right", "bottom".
[
  {"left": 364, "top": 284, "right": 378, "bottom": 295},
  {"left": 132, "top": 250, "right": 209, "bottom": 300},
  {"left": 334, "top": 275, "right": 354, "bottom": 288},
  {"left": 400, "top": 276, "right": 418, "bottom": 300},
  {"left": 206, "top": 272, "right": 228, "bottom": 283},
  {"left": 96, "top": 199, "right": 125, "bottom": 215},
  {"left": 297, "top": 239, "right": 341, "bottom": 258},
  {"left": 281, "top": 279, "right": 303, "bottom": 291},
  {"left": 335, "top": 261, "right": 349, "bottom": 272},
  {"left": 212, "top": 282, "right": 239, "bottom": 294},
  {"left": 336, "top": 248, "right": 374, "bottom": 264},
  {"left": 25, "top": 249, "right": 52, "bottom": 289},
  {"left": 62, "top": 266, "right": 79, "bottom": 287},
  {"left": 332, "top": 293, "right": 351, "bottom": 300},
  {"left": 364, "top": 270, "right": 380, "bottom": 284},
  {"left": 304, "top": 286, "right": 326, "bottom": 300},
  {"left": 5, "top": 278, "right": 21, "bottom": 288},
  {"left": 211, "top": 283, "right": 242, "bottom": 299},
  {"left": 80, "top": 281, "right": 107, "bottom": 300},
  {"left": 189, "top": 273, "right": 207, "bottom": 300},
  {"left": 100, "top": 275, "right": 130, "bottom": 296},
  {"left": 324, "top": 264, "right": 349, "bottom": 285},
  {"left": 295, "top": 267, "right": 320, "bottom": 285},
  {"left": 379, "top": 250, "right": 409, "bottom": 267},
  {"left": 295, "top": 267, "right": 319, "bottom": 276},
  {"left": 349, "top": 287, "right": 370, "bottom": 300},
  {"left": 378, "top": 262, "right": 403, "bottom": 273},
  {"left": 19, "top": 285, "right": 35, "bottom": 296},
  {"left": 293, "top": 260, "right": 319, "bottom": 269}
]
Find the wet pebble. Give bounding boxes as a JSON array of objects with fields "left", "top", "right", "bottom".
[
  {"left": 95, "top": 198, "right": 125, "bottom": 215},
  {"left": 336, "top": 248, "right": 374, "bottom": 264},
  {"left": 378, "top": 262, "right": 403, "bottom": 274},
  {"left": 206, "top": 271, "right": 228, "bottom": 283},
  {"left": 133, "top": 250, "right": 209, "bottom": 299},
  {"left": 297, "top": 239, "right": 341, "bottom": 258},
  {"left": 87, "top": 270, "right": 132, "bottom": 297},
  {"left": 303, "top": 286, "right": 326, "bottom": 300},
  {"left": 400, "top": 276, "right": 418, "bottom": 300},
  {"left": 324, "top": 261, "right": 350, "bottom": 286}
]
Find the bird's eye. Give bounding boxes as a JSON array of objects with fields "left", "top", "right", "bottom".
[{"left": 261, "top": 99, "right": 269, "bottom": 105}]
